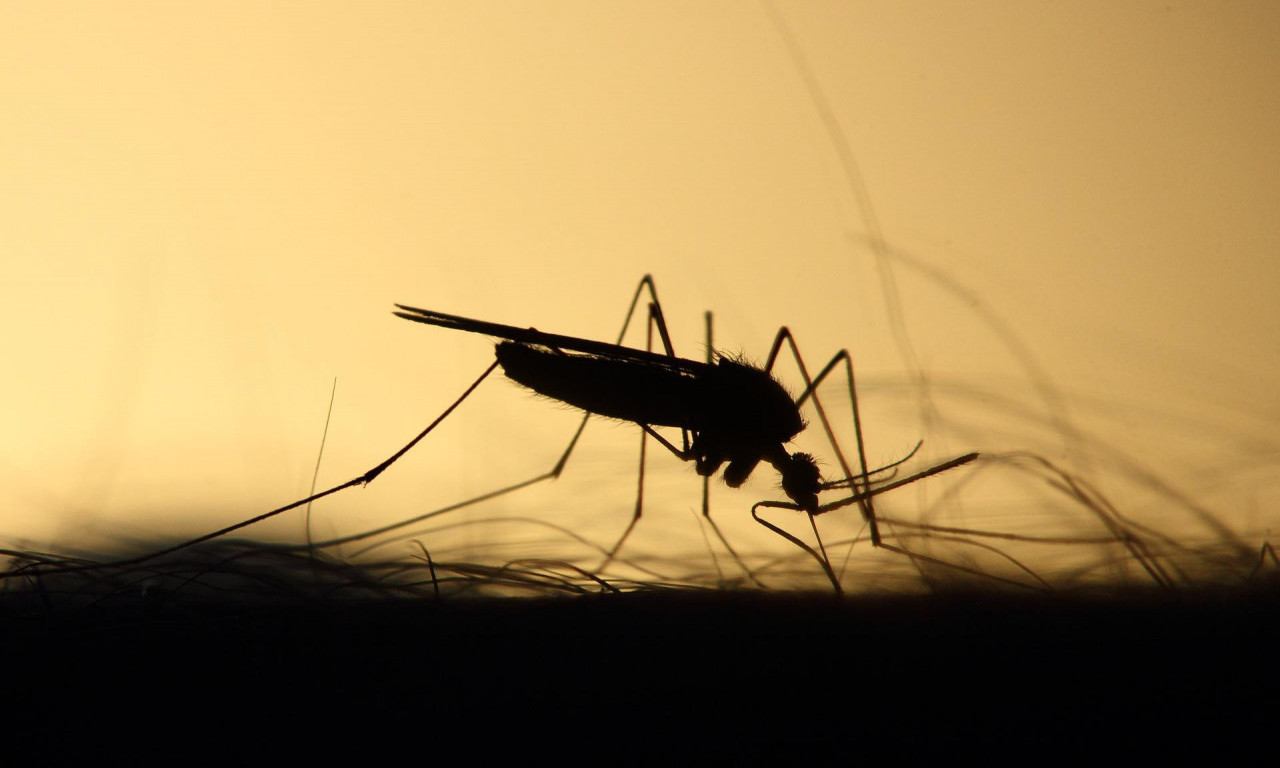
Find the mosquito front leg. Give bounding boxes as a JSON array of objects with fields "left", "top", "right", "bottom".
[
  {"left": 752, "top": 499, "right": 843, "bottom": 594},
  {"left": 764, "top": 328, "right": 879, "bottom": 545},
  {"left": 756, "top": 328, "right": 988, "bottom": 591}
]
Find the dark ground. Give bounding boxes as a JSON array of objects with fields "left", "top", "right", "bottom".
[{"left": 3, "top": 583, "right": 1276, "bottom": 762}]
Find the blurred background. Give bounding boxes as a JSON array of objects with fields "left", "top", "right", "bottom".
[{"left": 3, "top": 1, "right": 1277, "bottom": 591}]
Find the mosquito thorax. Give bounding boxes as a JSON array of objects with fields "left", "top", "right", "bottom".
[{"left": 704, "top": 358, "right": 805, "bottom": 444}]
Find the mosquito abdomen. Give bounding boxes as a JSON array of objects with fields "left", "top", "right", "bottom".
[{"left": 495, "top": 341, "right": 699, "bottom": 429}]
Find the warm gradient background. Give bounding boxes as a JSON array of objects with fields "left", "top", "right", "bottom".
[{"left": 3, "top": 2, "right": 1277, "bottom": 587}]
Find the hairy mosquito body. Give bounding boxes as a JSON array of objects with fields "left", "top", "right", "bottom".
[
  {"left": 395, "top": 304, "right": 824, "bottom": 512},
  {"left": 0, "top": 275, "right": 979, "bottom": 595},
  {"left": 387, "top": 276, "right": 984, "bottom": 596}
]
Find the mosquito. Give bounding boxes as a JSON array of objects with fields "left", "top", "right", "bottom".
[
  {"left": 0, "top": 275, "right": 976, "bottom": 593},
  {"left": 381, "top": 274, "right": 977, "bottom": 590}
]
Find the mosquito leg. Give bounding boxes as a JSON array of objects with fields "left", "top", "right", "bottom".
[
  {"left": 767, "top": 331, "right": 996, "bottom": 592},
  {"left": 595, "top": 283, "right": 763, "bottom": 587},
  {"left": 619, "top": 305, "right": 766, "bottom": 587},
  {"left": 0, "top": 361, "right": 503, "bottom": 582},
  {"left": 752, "top": 500, "right": 843, "bottom": 594},
  {"left": 764, "top": 334, "right": 983, "bottom": 590},
  {"left": 748, "top": 327, "right": 883, "bottom": 590},
  {"left": 639, "top": 278, "right": 691, "bottom": 453},
  {"left": 816, "top": 452, "right": 979, "bottom": 517},
  {"left": 8, "top": 278, "right": 687, "bottom": 585},
  {"left": 618, "top": 421, "right": 766, "bottom": 588},
  {"left": 593, "top": 275, "right": 722, "bottom": 571},
  {"left": 543, "top": 274, "right": 679, "bottom": 481},
  {"left": 598, "top": 299, "right": 672, "bottom": 572},
  {"left": 695, "top": 309, "right": 765, "bottom": 587},
  {"left": 506, "top": 276, "right": 676, "bottom": 499},
  {"left": 754, "top": 495, "right": 1043, "bottom": 594},
  {"left": 764, "top": 328, "right": 879, "bottom": 545},
  {"left": 361, "top": 361, "right": 500, "bottom": 484}
]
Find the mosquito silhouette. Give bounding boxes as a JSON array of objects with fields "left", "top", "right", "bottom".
[
  {"left": 0, "top": 275, "right": 976, "bottom": 593},
  {"left": 373, "top": 275, "right": 977, "bottom": 588},
  {"left": 396, "top": 298, "right": 822, "bottom": 513}
]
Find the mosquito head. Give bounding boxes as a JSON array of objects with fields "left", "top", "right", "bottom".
[{"left": 775, "top": 451, "right": 821, "bottom": 513}]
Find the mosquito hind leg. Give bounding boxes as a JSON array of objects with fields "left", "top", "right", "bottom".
[
  {"left": 156, "top": 276, "right": 677, "bottom": 583},
  {"left": 360, "top": 361, "right": 501, "bottom": 485},
  {"left": 294, "top": 276, "right": 684, "bottom": 579}
]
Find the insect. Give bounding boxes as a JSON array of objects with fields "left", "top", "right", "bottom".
[
  {"left": 394, "top": 291, "right": 822, "bottom": 514},
  {"left": 377, "top": 275, "right": 977, "bottom": 590},
  {"left": 0, "top": 275, "right": 974, "bottom": 596}
]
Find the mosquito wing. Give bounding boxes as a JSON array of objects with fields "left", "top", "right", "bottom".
[{"left": 393, "top": 304, "right": 709, "bottom": 375}]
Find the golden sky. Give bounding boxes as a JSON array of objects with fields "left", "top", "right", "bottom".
[{"left": 2, "top": 2, "right": 1277, "bottom": 584}]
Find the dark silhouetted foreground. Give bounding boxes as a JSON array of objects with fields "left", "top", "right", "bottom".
[{"left": 2, "top": 542, "right": 1275, "bottom": 762}]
